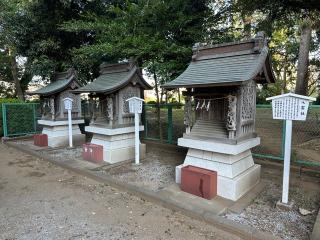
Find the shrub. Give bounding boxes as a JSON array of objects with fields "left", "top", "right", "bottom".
[
  {"left": 314, "top": 95, "right": 320, "bottom": 105},
  {"left": 146, "top": 100, "right": 157, "bottom": 104},
  {"left": 0, "top": 98, "right": 23, "bottom": 104}
]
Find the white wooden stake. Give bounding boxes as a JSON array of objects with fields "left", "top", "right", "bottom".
[
  {"left": 126, "top": 97, "right": 144, "bottom": 165},
  {"left": 134, "top": 112, "right": 139, "bottom": 165},
  {"left": 282, "top": 119, "right": 292, "bottom": 204},
  {"left": 266, "top": 93, "right": 316, "bottom": 205},
  {"left": 68, "top": 109, "right": 73, "bottom": 148}
]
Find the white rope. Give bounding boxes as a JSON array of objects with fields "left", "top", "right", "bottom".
[
  {"left": 196, "top": 101, "right": 200, "bottom": 110},
  {"left": 206, "top": 100, "right": 211, "bottom": 111},
  {"left": 201, "top": 100, "right": 206, "bottom": 109},
  {"left": 194, "top": 96, "right": 232, "bottom": 101},
  {"left": 194, "top": 95, "right": 235, "bottom": 112}
]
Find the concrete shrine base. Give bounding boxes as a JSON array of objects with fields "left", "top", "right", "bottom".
[
  {"left": 38, "top": 119, "right": 85, "bottom": 148},
  {"left": 85, "top": 125, "right": 146, "bottom": 164},
  {"left": 175, "top": 137, "right": 261, "bottom": 201}
]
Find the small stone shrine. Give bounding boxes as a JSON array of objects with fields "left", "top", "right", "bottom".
[
  {"left": 73, "top": 62, "right": 152, "bottom": 164},
  {"left": 29, "top": 68, "right": 85, "bottom": 147},
  {"left": 163, "top": 32, "right": 275, "bottom": 201}
]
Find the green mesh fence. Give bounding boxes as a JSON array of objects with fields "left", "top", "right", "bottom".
[
  {"left": 291, "top": 106, "right": 320, "bottom": 166},
  {"left": 143, "top": 104, "right": 320, "bottom": 168},
  {"left": 144, "top": 104, "right": 185, "bottom": 143},
  {"left": 253, "top": 105, "right": 284, "bottom": 158},
  {"left": 2, "top": 102, "right": 319, "bottom": 168},
  {"left": 1, "top": 103, "right": 41, "bottom": 137}
]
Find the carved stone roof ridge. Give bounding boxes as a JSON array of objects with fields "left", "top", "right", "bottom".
[
  {"left": 72, "top": 62, "right": 152, "bottom": 94},
  {"left": 28, "top": 68, "right": 80, "bottom": 96},
  {"left": 162, "top": 34, "right": 275, "bottom": 89},
  {"left": 54, "top": 68, "right": 76, "bottom": 81}
]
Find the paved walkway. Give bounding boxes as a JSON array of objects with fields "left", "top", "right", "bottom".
[{"left": 0, "top": 143, "right": 241, "bottom": 240}]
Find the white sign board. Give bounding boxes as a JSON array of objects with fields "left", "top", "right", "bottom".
[
  {"left": 271, "top": 97, "right": 309, "bottom": 121},
  {"left": 63, "top": 97, "right": 73, "bottom": 111},
  {"left": 63, "top": 97, "right": 74, "bottom": 147},
  {"left": 266, "top": 93, "right": 315, "bottom": 205},
  {"left": 267, "top": 93, "right": 315, "bottom": 121},
  {"left": 127, "top": 97, "right": 144, "bottom": 114},
  {"left": 126, "top": 97, "right": 145, "bottom": 165}
]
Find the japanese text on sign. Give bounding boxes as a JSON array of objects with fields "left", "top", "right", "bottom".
[{"left": 272, "top": 97, "right": 309, "bottom": 121}]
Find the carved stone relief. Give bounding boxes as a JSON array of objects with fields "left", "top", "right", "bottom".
[
  {"left": 41, "top": 98, "right": 51, "bottom": 119},
  {"left": 50, "top": 97, "right": 55, "bottom": 120},
  {"left": 107, "top": 96, "right": 114, "bottom": 121},
  {"left": 59, "top": 91, "right": 80, "bottom": 111},
  {"left": 184, "top": 95, "right": 192, "bottom": 127},
  {"left": 122, "top": 91, "right": 135, "bottom": 114},
  {"left": 226, "top": 95, "right": 237, "bottom": 131},
  {"left": 121, "top": 85, "right": 139, "bottom": 114},
  {"left": 70, "top": 80, "right": 77, "bottom": 90},
  {"left": 240, "top": 80, "right": 256, "bottom": 121}
]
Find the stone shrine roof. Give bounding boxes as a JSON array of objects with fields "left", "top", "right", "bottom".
[
  {"left": 72, "top": 62, "right": 152, "bottom": 94},
  {"left": 29, "top": 68, "right": 80, "bottom": 96},
  {"left": 162, "top": 32, "right": 275, "bottom": 89}
]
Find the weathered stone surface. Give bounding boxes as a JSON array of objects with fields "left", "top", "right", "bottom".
[
  {"left": 39, "top": 120, "right": 85, "bottom": 147},
  {"left": 176, "top": 137, "right": 261, "bottom": 201},
  {"left": 178, "top": 137, "right": 260, "bottom": 155},
  {"left": 88, "top": 125, "right": 146, "bottom": 164}
]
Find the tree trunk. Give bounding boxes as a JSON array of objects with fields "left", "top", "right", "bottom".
[
  {"left": 153, "top": 71, "right": 160, "bottom": 106},
  {"left": 282, "top": 58, "right": 287, "bottom": 94},
  {"left": 295, "top": 19, "right": 312, "bottom": 96},
  {"left": 8, "top": 48, "right": 24, "bottom": 101},
  {"left": 242, "top": 15, "right": 252, "bottom": 39},
  {"left": 160, "top": 88, "right": 164, "bottom": 104},
  {"left": 165, "top": 90, "right": 168, "bottom": 104}
]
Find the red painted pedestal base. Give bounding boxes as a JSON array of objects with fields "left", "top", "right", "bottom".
[
  {"left": 33, "top": 134, "right": 48, "bottom": 147},
  {"left": 181, "top": 165, "right": 217, "bottom": 200},
  {"left": 82, "top": 143, "right": 103, "bottom": 163}
]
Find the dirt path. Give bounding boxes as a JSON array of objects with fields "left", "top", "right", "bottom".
[{"left": 0, "top": 143, "right": 240, "bottom": 240}]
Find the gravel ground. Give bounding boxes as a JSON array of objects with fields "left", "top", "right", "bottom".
[
  {"left": 10, "top": 139, "right": 320, "bottom": 239},
  {"left": 104, "top": 148, "right": 184, "bottom": 191},
  {"left": 224, "top": 173, "right": 320, "bottom": 240},
  {"left": 16, "top": 140, "right": 84, "bottom": 163},
  {"left": 46, "top": 146, "right": 83, "bottom": 162},
  {"left": 0, "top": 143, "right": 240, "bottom": 240}
]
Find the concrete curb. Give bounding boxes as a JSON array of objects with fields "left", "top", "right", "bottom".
[
  {"left": 5, "top": 141, "right": 281, "bottom": 240},
  {"left": 311, "top": 209, "right": 320, "bottom": 240}
]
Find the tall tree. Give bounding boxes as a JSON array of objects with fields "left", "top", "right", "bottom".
[
  {"left": 0, "top": 0, "right": 30, "bottom": 100},
  {"left": 295, "top": 17, "right": 312, "bottom": 95},
  {"left": 235, "top": 0, "right": 320, "bottom": 96},
  {"left": 62, "top": 0, "right": 215, "bottom": 141},
  {"left": 14, "top": 0, "right": 107, "bottom": 83},
  {"left": 62, "top": 0, "right": 213, "bottom": 95}
]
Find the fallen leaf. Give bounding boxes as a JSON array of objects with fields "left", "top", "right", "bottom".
[{"left": 299, "top": 207, "right": 312, "bottom": 216}]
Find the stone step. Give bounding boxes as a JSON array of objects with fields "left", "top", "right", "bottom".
[
  {"left": 191, "top": 119, "right": 228, "bottom": 138},
  {"left": 189, "top": 133, "right": 228, "bottom": 138},
  {"left": 191, "top": 128, "right": 227, "bottom": 134}
]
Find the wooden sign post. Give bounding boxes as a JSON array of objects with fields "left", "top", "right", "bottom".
[
  {"left": 126, "top": 97, "right": 144, "bottom": 165},
  {"left": 267, "top": 93, "right": 315, "bottom": 205}
]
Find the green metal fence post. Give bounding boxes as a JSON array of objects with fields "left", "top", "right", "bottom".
[
  {"left": 167, "top": 104, "right": 173, "bottom": 144},
  {"left": 32, "top": 104, "right": 37, "bottom": 133},
  {"left": 143, "top": 105, "right": 148, "bottom": 139},
  {"left": 2, "top": 104, "right": 8, "bottom": 137}
]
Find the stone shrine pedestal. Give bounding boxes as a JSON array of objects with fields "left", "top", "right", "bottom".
[
  {"left": 38, "top": 119, "right": 85, "bottom": 148},
  {"left": 85, "top": 125, "right": 146, "bottom": 164},
  {"left": 175, "top": 137, "right": 261, "bottom": 201}
]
